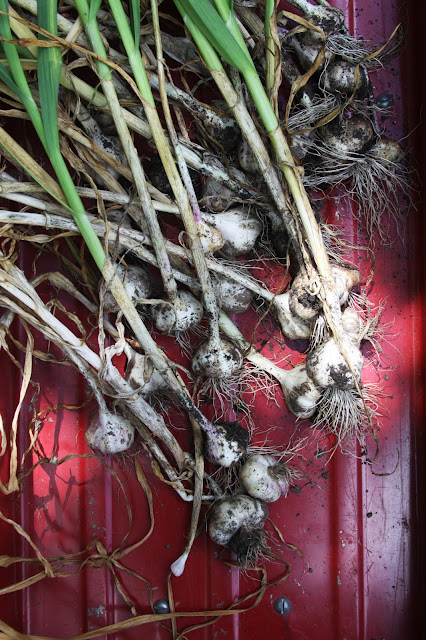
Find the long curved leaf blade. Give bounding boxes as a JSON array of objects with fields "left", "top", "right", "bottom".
[
  {"left": 88, "top": 0, "right": 103, "bottom": 23},
  {"left": 175, "top": 0, "right": 254, "bottom": 73},
  {"left": 37, "top": 0, "right": 62, "bottom": 157},
  {"left": 129, "top": 0, "right": 141, "bottom": 50}
]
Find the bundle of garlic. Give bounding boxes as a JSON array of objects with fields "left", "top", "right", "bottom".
[{"left": 0, "top": 0, "right": 406, "bottom": 579}]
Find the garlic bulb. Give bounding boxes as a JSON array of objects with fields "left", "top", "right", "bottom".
[
  {"left": 85, "top": 409, "right": 135, "bottom": 454},
  {"left": 306, "top": 336, "right": 364, "bottom": 390},
  {"left": 200, "top": 158, "right": 246, "bottom": 212},
  {"left": 288, "top": 272, "right": 322, "bottom": 322},
  {"left": 300, "top": 4, "right": 345, "bottom": 39},
  {"left": 209, "top": 495, "right": 268, "bottom": 546},
  {"left": 151, "top": 290, "right": 203, "bottom": 334},
  {"left": 208, "top": 495, "right": 269, "bottom": 567},
  {"left": 204, "top": 421, "right": 249, "bottom": 467},
  {"left": 280, "top": 363, "right": 323, "bottom": 418},
  {"left": 274, "top": 292, "right": 312, "bottom": 340},
  {"left": 371, "top": 137, "right": 403, "bottom": 163},
  {"left": 212, "top": 274, "right": 253, "bottom": 314},
  {"left": 288, "top": 267, "right": 359, "bottom": 324},
  {"left": 203, "top": 209, "right": 262, "bottom": 257},
  {"left": 192, "top": 337, "right": 243, "bottom": 379},
  {"left": 103, "top": 263, "right": 152, "bottom": 309},
  {"left": 320, "top": 115, "right": 375, "bottom": 155},
  {"left": 239, "top": 454, "right": 292, "bottom": 503},
  {"left": 321, "top": 59, "right": 370, "bottom": 98},
  {"left": 288, "top": 34, "right": 327, "bottom": 71}
]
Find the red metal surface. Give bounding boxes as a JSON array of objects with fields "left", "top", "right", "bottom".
[{"left": 1, "top": 0, "right": 425, "bottom": 639}]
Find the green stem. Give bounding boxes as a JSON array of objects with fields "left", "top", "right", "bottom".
[
  {"left": 212, "top": 0, "right": 251, "bottom": 65},
  {"left": 243, "top": 67, "right": 279, "bottom": 132},
  {"left": 75, "top": 0, "right": 179, "bottom": 301},
  {"left": 109, "top": 0, "right": 222, "bottom": 340},
  {"left": 0, "top": 0, "right": 45, "bottom": 144},
  {"left": 73, "top": 0, "right": 228, "bottom": 440}
]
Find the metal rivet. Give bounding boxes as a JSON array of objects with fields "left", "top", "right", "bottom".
[
  {"left": 153, "top": 599, "right": 170, "bottom": 614},
  {"left": 375, "top": 93, "right": 393, "bottom": 110},
  {"left": 273, "top": 596, "right": 291, "bottom": 615}
]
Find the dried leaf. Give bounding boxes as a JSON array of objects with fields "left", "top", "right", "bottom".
[
  {"left": 0, "top": 511, "right": 53, "bottom": 577},
  {"left": 1, "top": 319, "right": 33, "bottom": 493}
]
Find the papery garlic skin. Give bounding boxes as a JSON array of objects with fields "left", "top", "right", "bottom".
[
  {"left": 203, "top": 209, "right": 262, "bottom": 257},
  {"left": 124, "top": 351, "right": 168, "bottom": 397},
  {"left": 239, "top": 454, "right": 291, "bottom": 503},
  {"left": 192, "top": 338, "right": 243, "bottom": 380},
  {"left": 85, "top": 410, "right": 135, "bottom": 454},
  {"left": 204, "top": 421, "right": 249, "bottom": 467},
  {"left": 306, "top": 336, "right": 364, "bottom": 390},
  {"left": 151, "top": 291, "right": 203, "bottom": 334},
  {"left": 103, "top": 263, "right": 152, "bottom": 309},
  {"left": 196, "top": 220, "right": 225, "bottom": 253},
  {"left": 208, "top": 495, "right": 269, "bottom": 546}
]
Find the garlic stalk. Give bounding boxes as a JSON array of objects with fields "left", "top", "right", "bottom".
[
  {"left": 2, "top": 7, "right": 257, "bottom": 202},
  {"left": 219, "top": 312, "right": 322, "bottom": 418},
  {"left": 76, "top": 0, "right": 203, "bottom": 336},
  {"left": 124, "top": 349, "right": 168, "bottom": 399},
  {"left": 174, "top": 0, "right": 368, "bottom": 400},
  {"left": 149, "top": 0, "right": 247, "bottom": 384},
  {"left": 0, "top": 256, "right": 212, "bottom": 501}
]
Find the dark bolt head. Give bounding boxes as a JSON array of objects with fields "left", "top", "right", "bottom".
[
  {"left": 273, "top": 596, "right": 292, "bottom": 615},
  {"left": 153, "top": 599, "right": 170, "bottom": 614},
  {"left": 376, "top": 93, "right": 393, "bottom": 110}
]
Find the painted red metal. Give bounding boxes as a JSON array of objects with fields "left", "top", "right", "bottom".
[{"left": 0, "top": 0, "right": 425, "bottom": 639}]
